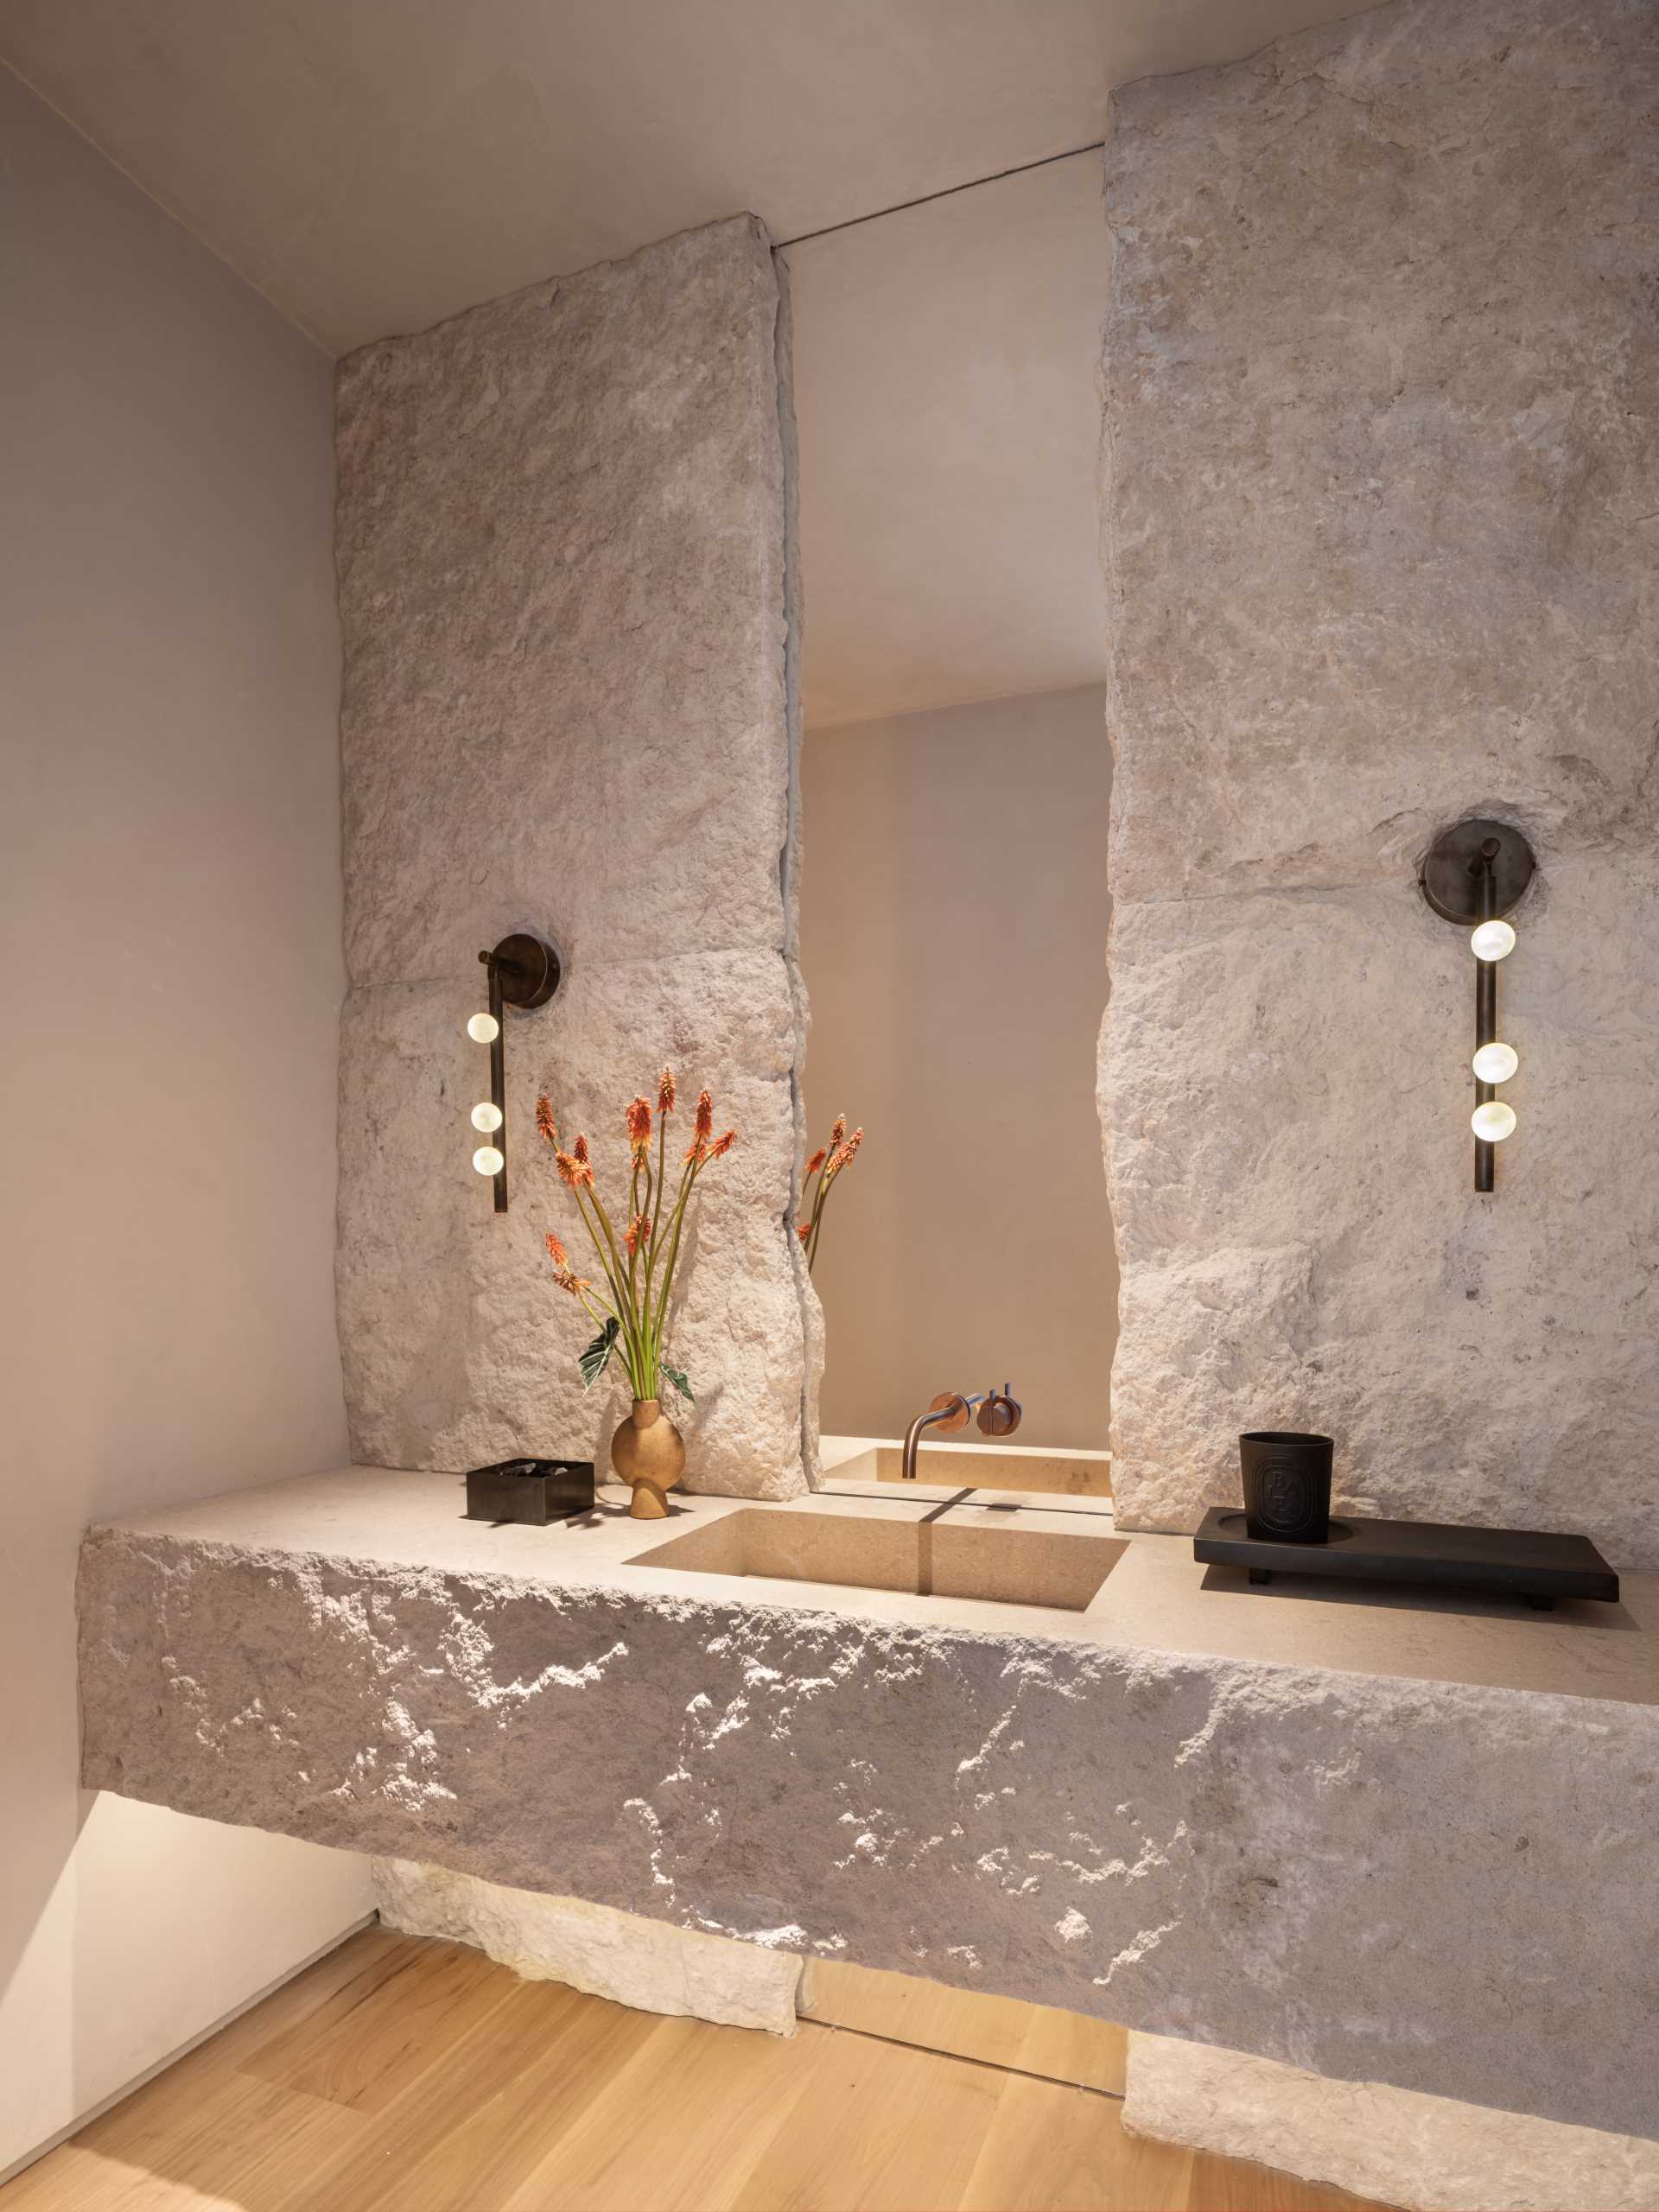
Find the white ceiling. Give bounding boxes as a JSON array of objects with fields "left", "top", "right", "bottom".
[
  {"left": 2, "top": 0, "right": 1363, "bottom": 354},
  {"left": 1, "top": 0, "right": 1359, "bottom": 723}
]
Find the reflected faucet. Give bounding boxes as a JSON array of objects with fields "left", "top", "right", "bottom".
[{"left": 901, "top": 1386, "right": 1022, "bottom": 1478}]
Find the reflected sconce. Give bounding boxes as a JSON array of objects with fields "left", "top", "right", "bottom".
[
  {"left": 1420, "top": 818, "right": 1535, "bottom": 1192},
  {"left": 466, "top": 932, "right": 561, "bottom": 1211}
]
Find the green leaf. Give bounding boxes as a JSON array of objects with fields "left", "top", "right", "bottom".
[
  {"left": 659, "top": 1361, "right": 695, "bottom": 1404},
  {"left": 579, "top": 1317, "right": 619, "bottom": 1389}
]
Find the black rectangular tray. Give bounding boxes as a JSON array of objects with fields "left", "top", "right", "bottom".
[
  {"left": 465, "top": 1458, "right": 595, "bottom": 1526},
  {"left": 1193, "top": 1506, "right": 1619, "bottom": 1608}
]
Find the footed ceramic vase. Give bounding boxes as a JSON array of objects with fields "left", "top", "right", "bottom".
[{"left": 611, "top": 1398, "right": 685, "bottom": 1520}]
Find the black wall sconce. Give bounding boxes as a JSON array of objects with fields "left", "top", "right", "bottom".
[
  {"left": 1420, "top": 817, "right": 1535, "bottom": 1192},
  {"left": 465, "top": 932, "right": 561, "bottom": 1212}
]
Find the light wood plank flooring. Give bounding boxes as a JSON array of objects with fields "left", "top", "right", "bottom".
[{"left": 3, "top": 1926, "right": 1388, "bottom": 2211}]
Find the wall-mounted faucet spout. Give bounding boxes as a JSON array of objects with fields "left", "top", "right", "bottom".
[{"left": 900, "top": 1386, "right": 1021, "bottom": 1478}]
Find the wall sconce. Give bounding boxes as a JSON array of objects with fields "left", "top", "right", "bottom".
[
  {"left": 466, "top": 932, "right": 561, "bottom": 1211},
  {"left": 1421, "top": 818, "right": 1535, "bottom": 1192}
]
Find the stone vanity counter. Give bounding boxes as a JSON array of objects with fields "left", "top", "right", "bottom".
[{"left": 79, "top": 1469, "right": 1659, "bottom": 2142}]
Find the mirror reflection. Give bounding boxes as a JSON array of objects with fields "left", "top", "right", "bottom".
[{"left": 785, "top": 152, "right": 1115, "bottom": 1491}]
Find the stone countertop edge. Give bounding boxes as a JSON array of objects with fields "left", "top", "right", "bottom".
[
  {"left": 76, "top": 1462, "right": 1659, "bottom": 2144},
  {"left": 78, "top": 1463, "right": 1659, "bottom": 1713}
]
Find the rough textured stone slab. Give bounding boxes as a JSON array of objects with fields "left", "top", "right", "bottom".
[
  {"left": 335, "top": 215, "right": 794, "bottom": 982},
  {"left": 333, "top": 215, "right": 816, "bottom": 1494},
  {"left": 1101, "top": 854, "right": 1659, "bottom": 1560},
  {"left": 1124, "top": 2031, "right": 1659, "bottom": 2209},
  {"left": 77, "top": 1495, "right": 1659, "bottom": 2140},
  {"left": 1102, "top": 0, "right": 1659, "bottom": 907},
  {"left": 372, "top": 1859, "right": 803, "bottom": 2033},
  {"left": 1099, "top": 0, "right": 1659, "bottom": 1563},
  {"left": 337, "top": 952, "right": 810, "bottom": 1497}
]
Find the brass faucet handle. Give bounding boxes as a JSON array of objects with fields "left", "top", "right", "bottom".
[
  {"left": 977, "top": 1389, "right": 1022, "bottom": 1437},
  {"left": 927, "top": 1392, "right": 971, "bottom": 1433}
]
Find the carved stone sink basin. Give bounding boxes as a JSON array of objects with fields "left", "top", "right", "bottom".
[{"left": 631, "top": 1507, "right": 1125, "bottom": 1612}]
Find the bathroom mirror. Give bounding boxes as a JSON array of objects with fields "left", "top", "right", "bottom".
[{"left": 785, "top": 153, "right": 1116, "bottom": 1477}]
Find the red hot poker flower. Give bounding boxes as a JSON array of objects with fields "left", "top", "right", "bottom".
[
  {"left": 658, "top": 1067, "right": 676, "bottom": 1116},
  {"left": 625, "top": 1211, "right": 652, "bottom": 1257},
  {"left": 830, "top": 1127, "right": 865, "bottom": 1178},
  {"left": 555, "top": 1148, "right": 593, "bottom": 1190},
  {"left": 830, "top": 1113, "right": 847, "bottom": 1150},
  {"left": 536, "top": 1096, "right": 558, "bottom": 1146},
  {"left": 572, "top": 1133, "right": 590, "bottom": 1166},
  {"left": 626, "top": 1096, "right": 652, "bottom": 1156},
  {"left": 804, "top": 1147, "right": 827, "bottom": 1176},
  {"left": 545, "top": 1230, "right": 588, "bottom": 1296},
  {"left": 694, "top": 1090, "right": 714, "bottom": 1144},
  {"left": 798, "top": 1221, "right": 812, "bottom": 1243},
  {"left": 709, "top": 1129, "right": 736, "bottom": 1160}
]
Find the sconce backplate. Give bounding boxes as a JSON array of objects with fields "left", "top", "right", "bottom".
[
  {"left": 490, "top": 931, "right": 561, "bottom": 1009},
  {"left": 1420, "top": 818, "right": 1535, "bottom": 925}
]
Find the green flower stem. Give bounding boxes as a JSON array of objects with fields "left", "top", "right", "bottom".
[
  {"left": 575, "top": 1185, "right": 648, "bottom": 1394},
  {"left": 648, "top": 1154, "right": 705, "bottom": 1371}
]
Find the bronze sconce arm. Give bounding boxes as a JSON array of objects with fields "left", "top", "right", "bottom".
[
  {"left": 1421, "top": 818, "right": 1535, "bottom": 1192},
  {"left": 466, "top": 931, "right": 561, "bottom": 1212}
]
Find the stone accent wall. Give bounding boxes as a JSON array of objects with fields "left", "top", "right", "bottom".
[
  {"left": 1099, "top": 0, "right": 1659, "bottom": 1559},
  {"left": 334, "top": 216, "right": 816, "bottom": 1496}
]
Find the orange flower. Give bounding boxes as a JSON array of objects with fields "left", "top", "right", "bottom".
[
  {"left": 545, "top": 1230, "right": 588, "bottom": 1296},
  {"left": 573, "top": 1133, "right": 590, "bottom": 1166},
  {"left": 626, "top": 1211, "right": 652, "bottom": 1257},
  {"left": 658, "top": 1067, "right": 676, "bottom": 1115},
  {"left": 555, "top": 1148, "right": 593, "bottom": 1190},
  {"left": 709, "top": 1129, "right": 736, "bottom": 1160},
  {"left": 804, "top": 1147, "right": 827, "bottom": 1177},
  {"left": 626, "top": 1096, "right": 652, "bottom": 1157},
  {"left": 830, "top": 1127, "right": 864, "bottom": 1178},
  {"left": 684, "top": 1089, "right": 715, "bottom": 1166},
  {"left": 535, "top": 1096, "right": 558, "bottom": 1146},
  {"left": 798, "top": 1221, "right": 811, "bottom": 1243},
  {"left": 830, "top": 1113, "right": 847, "bottom": 1150}
]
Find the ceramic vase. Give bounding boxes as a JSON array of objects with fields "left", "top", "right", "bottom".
[{"left": 611, "top": 1398, "right": 686, "bottom": 1520}]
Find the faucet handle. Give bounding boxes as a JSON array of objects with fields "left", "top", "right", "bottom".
[
  {"left": 927, "top": 1392, "right": 972, "bottom": 1433},
  {"left": 977, "top": 1388, "right": 1021, "bottom": 1437}
]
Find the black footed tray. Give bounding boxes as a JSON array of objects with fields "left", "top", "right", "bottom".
[{"left": 1193, "top": 1506, "right": 1619, "bottom": 1610}]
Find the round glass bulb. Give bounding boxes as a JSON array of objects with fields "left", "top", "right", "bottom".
[
  {"left": 1471, "top": 1041, "right": 1519, "bottom": 1084},
  {"left": 470, "top": 1101, "right": 504, "bottom": 1133},
  {"left": 472, "top": 1144, "right": 505, "bottom": 1176},
  {"left": 467, "top": 1011, "right": 500, "bottom": 1044},
  {"left": 1470, "top": 1101, "right": 1516, "bottom": 1143},
  {"left": 1470, "top": 918, "right": 1516, "bottom": 963}
]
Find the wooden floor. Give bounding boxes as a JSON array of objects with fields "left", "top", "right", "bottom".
[{"left": 3, "top": 1926, "right": 1387, "bottom": 2212}]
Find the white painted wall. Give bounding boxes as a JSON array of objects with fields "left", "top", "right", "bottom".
[
  {"left": 0, "top": 68, "right": 372, "bottom": 2175},
  {"left": 800, "top": 686, "right": 1116, "bottom": 1449}
]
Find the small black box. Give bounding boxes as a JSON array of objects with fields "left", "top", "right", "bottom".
[{"left": 464, "top": 1458, "right": 596, "bottom": 1526}]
